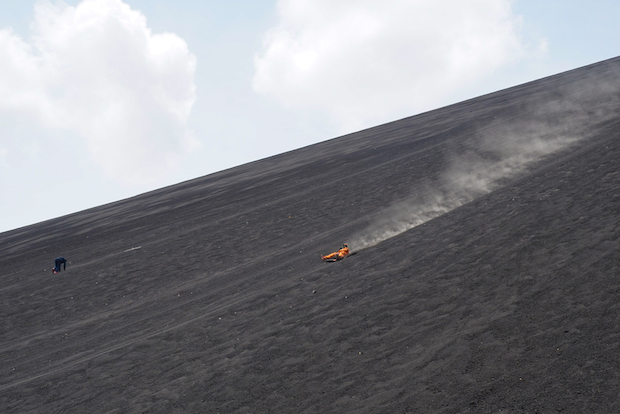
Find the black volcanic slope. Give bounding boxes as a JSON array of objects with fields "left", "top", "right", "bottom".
[{"left": 2, "top": 57, "right": 620, "bottom": 413}]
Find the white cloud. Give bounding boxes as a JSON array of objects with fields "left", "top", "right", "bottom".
[
  {"left": 253, "top": 0, "right": 545, "bottom": 131},
  {"left": 0, "top": 0, "right": 197, "bottom": 184}
]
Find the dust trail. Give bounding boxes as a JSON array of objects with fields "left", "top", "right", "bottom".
[{"left": 349, "top": 73, "right": 620, "bottom": 252}]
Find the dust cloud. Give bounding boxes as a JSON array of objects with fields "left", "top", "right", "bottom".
[{"left": 350, "top": 75, "right": 620, "bottom": 252}]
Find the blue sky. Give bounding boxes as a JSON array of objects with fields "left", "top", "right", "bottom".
[{"left": 1, "top": 0, "right": 619, "bottom": 232}]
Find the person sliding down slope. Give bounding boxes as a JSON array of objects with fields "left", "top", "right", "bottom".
[{"left": 322, "top": 244, "right": 350, "bottom": 262}]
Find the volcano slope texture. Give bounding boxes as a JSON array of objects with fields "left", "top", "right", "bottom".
[{"left": 2, "top": 56, "right": 620, "bottom": 413}]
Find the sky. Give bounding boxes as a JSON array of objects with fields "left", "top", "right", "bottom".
[{"left": 0, "top": 0, "right": 619, "bottom": 233}]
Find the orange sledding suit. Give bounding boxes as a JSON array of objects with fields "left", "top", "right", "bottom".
[{"left": 322, "top": 244, "right": 350, "bottom": 261}]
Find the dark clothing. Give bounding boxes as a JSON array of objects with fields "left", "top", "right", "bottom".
[{"left": 54, "top": 257, "right": 67, "bottom": 272}]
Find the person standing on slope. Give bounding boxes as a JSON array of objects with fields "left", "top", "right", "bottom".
[
  {"left": 322, "top": 244, "right": 350, "bottom": 261},
  {"left": 53, "top": 257, "right": 67, "bottom": 273}
]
